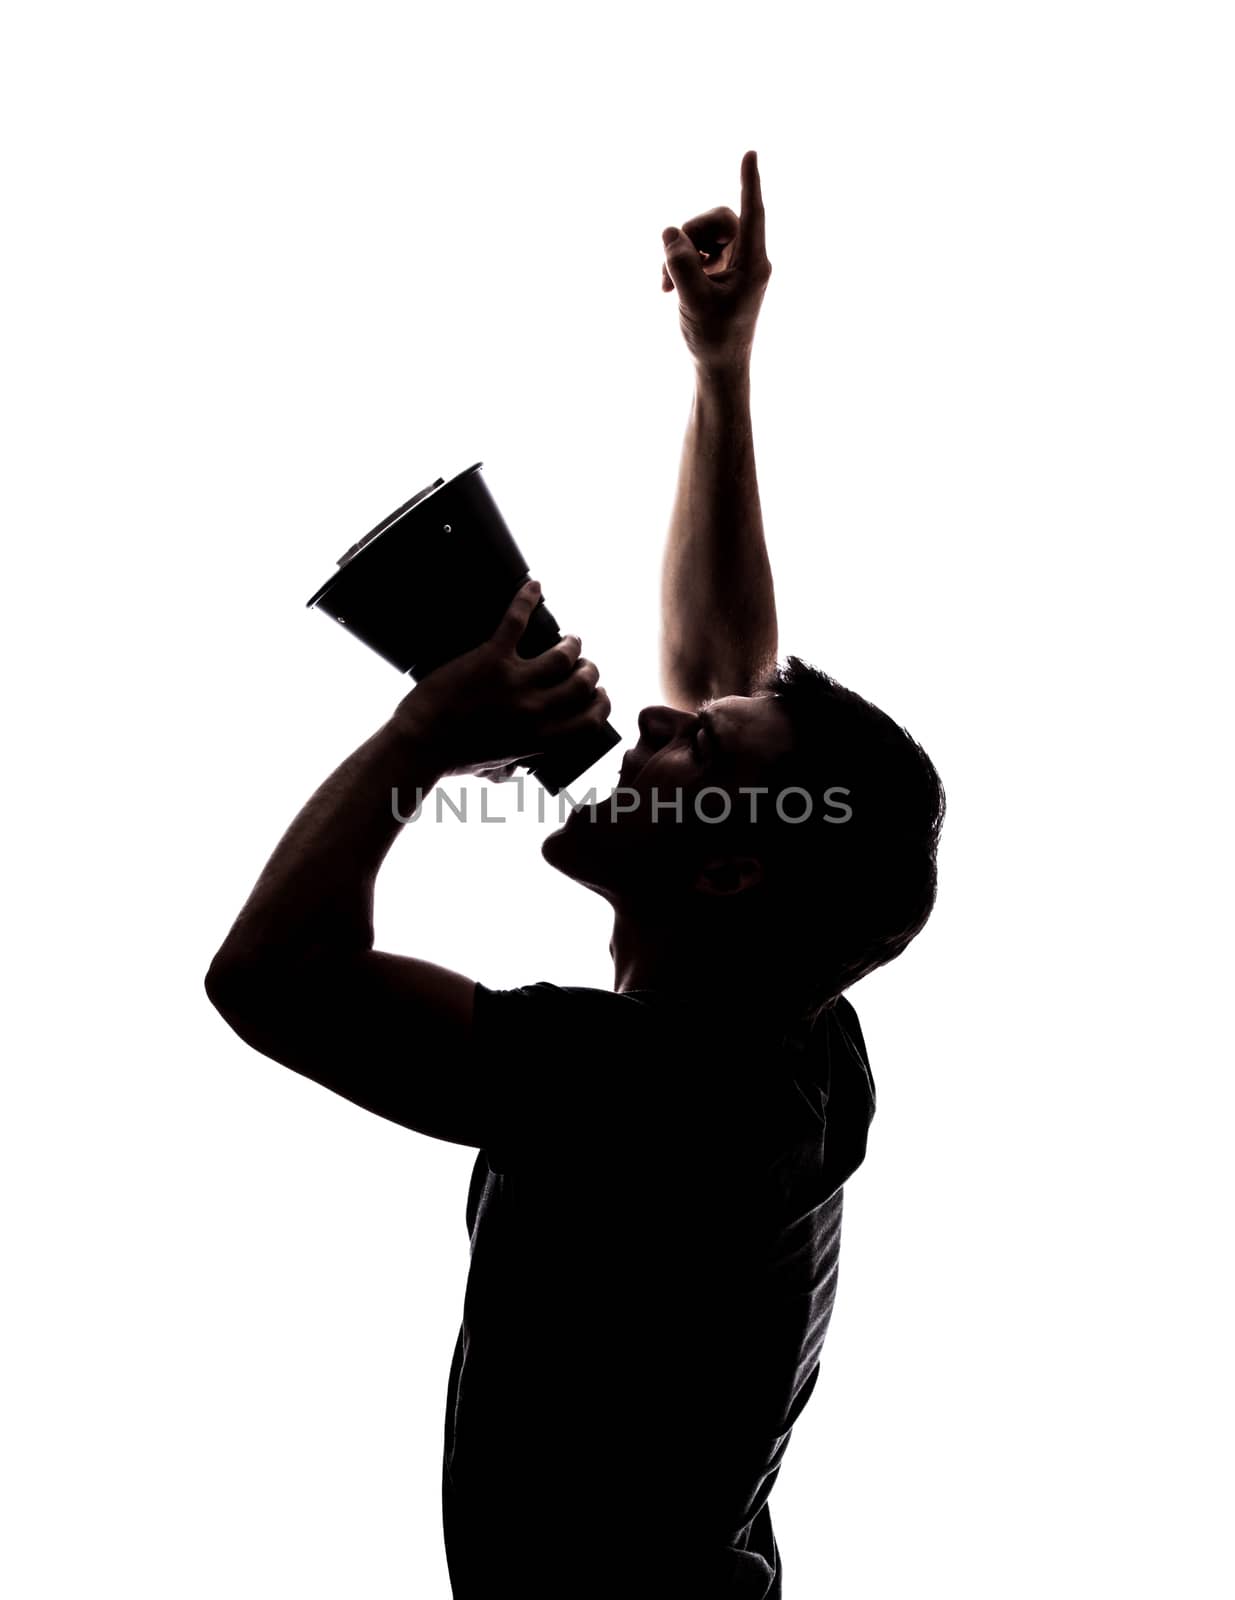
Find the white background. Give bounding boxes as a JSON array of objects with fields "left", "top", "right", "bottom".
[{"left": 4, "top": 2, "right": 1232, "bottom": 1595}]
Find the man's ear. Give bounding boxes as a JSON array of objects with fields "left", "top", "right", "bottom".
[{"left": 693, "top": 856, "right": 765, "bottom": 898}]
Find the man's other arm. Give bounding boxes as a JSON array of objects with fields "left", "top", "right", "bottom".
[
  {"left": 204, "top": 583, "right": 607, "bottom": 1148},
  {"left": 203, "top": 716, "right": 489, "bottom": 1147}
]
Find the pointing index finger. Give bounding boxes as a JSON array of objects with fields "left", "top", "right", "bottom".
[{"left": 739, "top": 149, "right": 766, "bottom": 266}]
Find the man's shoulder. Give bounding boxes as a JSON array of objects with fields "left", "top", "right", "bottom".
[
  {"left": 467, "top": 982, "right": 702, "bottom": 1159},
  {"left": 489, "top": 979, "right": 831, "bottom": 1014},
  {"left": 472, "top": 979, "right": 683, "bottom": 1043},
  {"left": 474, "top": 979, "right": 665, "bottom": 1010}
]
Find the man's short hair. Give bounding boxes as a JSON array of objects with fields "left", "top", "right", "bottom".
[{"left": 750, "top": 655, "right": 946, "bottom": 1019}]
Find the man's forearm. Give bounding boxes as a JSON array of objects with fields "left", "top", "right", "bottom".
[
  {"left": 206, "top": 714, "right": 447, "bottom": 986},
  {"left": 659, "top": 360, "right": 778, "bottom": 709}
]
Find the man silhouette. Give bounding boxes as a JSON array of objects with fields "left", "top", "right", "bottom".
[{"left": 206, "top": 151, "right": 944, "bottom": 1598}]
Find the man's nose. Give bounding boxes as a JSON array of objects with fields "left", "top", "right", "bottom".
[{"left": 637, "top": 704, "right": 692, "bottom": 747}]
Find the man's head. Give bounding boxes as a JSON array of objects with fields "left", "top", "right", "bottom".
[{"left": 541, "top": 656, "right": 945, "bottom": 1019}]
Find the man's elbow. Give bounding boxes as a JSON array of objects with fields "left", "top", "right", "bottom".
[
  {"left": 205, "top": 945, "right": 361, "bottom": 1022},
  {"left": 204, "top": 953, "right": 248, "bottom": 1016},
  {"left": 203, "top": 956, "right": 306, "bottom": 1070},
  {"left": 204, "top": 949, "right": 277, "bottom": 1018}
]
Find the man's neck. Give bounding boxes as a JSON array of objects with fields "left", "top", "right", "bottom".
[{"left": 608, "top": 907, "right": 782, "bottom": 1014}]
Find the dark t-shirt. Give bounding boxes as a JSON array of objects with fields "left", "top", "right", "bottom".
[{"left": 441, "top": 982, "right": 876, "bottom": 1599}]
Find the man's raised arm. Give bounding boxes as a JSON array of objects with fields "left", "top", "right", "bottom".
[{"left": 659, "top": 151, "right": 777, "bottom": 710}]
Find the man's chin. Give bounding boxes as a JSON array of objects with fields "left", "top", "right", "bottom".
[
  {"left": 540, "top": 816, "right": 577, "bottom": 872},
  {"left": 541, "top": 799, "right": 614, "bottom": 882}
]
